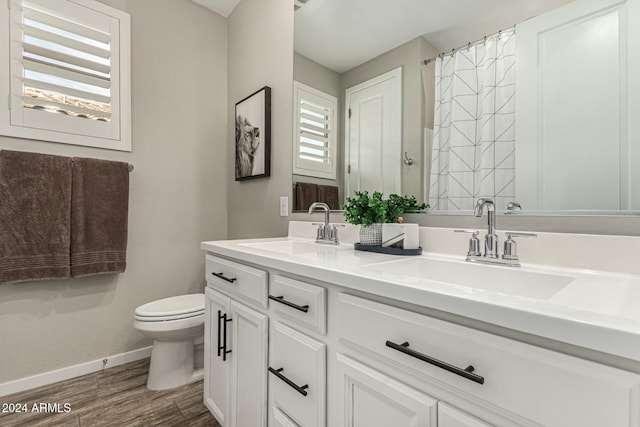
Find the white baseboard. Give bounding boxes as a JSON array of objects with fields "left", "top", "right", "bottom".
[{"left": 0, "top": 346, "right": 152, "bottom": 397}]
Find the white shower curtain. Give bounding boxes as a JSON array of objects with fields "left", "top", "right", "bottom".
[{"left": 427, "top": 29, "right": 516, "bottom": 211}]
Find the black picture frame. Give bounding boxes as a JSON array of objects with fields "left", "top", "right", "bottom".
[{"left": 235, "top": 86, "right": 271, "bottom": 181}]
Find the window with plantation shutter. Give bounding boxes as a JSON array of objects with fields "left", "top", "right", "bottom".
[
  {"left": 293, "top": 81, "right": 337, "bottom": 180},
  {"left": 0, "top": 0, "right": 131, "bottom": 151}
]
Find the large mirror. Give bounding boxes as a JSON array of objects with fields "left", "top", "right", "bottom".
[{"left": 292, "top": 0, "right": 640, "bottom": 214}]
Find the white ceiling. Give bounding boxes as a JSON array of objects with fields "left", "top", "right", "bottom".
[
  {"left": 192, "top": 0, "right": 573, "bottom": 73},
  {"left": 295, "top": 0, "right": 574, "bottom": 73},
  {"left": 192, "top": 0, "right": 241, "bottom": 17}
]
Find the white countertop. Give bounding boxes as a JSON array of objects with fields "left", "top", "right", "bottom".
[{"left": 201, "top": 228, "right": 640, "bottom": 363}]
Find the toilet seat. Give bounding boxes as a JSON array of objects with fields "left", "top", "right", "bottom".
[{"left": 135, "top": 294, "right": 205, "bottom": 322}]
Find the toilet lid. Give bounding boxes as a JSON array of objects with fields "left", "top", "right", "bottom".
[{"left": 135, "top": 294, "right": 205, "bottom": 318}]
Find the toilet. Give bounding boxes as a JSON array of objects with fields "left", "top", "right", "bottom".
[{"left": 134, "top": 293, "right": 205, "bottom": 390}]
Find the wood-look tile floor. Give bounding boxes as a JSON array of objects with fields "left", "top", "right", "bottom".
[{"left": 0, "top": 358, "right": 220, "bottom": 426}]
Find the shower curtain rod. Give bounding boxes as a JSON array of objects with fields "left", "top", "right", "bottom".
[{"left": 422, "top": 26, "right": 516, "bottom": 65}]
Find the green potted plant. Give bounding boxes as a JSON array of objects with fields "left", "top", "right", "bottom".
[
  {"left": 385, "top": 194, "right": 429, "bottom": 223},
  {"left": 342, "top": 191, "right": 387, "bottom": 245},
  {"left": 342, "top": 191, "right": 429, "bottom": 246}
]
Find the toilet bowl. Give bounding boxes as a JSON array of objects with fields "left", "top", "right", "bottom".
[{"left": 134, "top": 293, "right": 205, "bottom": 390}]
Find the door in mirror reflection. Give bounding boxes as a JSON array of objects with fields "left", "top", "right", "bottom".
[{"left": 345, "top": 68, "right": 402, "bottom": 197}]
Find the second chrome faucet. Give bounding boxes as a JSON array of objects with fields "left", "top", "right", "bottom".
[{"left": 456, "top": 198, "right": 536, "bottom": 267}]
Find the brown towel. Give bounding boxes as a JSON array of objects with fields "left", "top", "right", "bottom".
[
  {"left": 71, "top": 157, "right": 129, "bottom": 278},
  {"left": 0, "top": 150, "right": 72, "bottom": 284},
  {"left": 317, "top": 184, "right": 340, "bottom": 210},
  {"left": 294, "top": 182, "right": 318, "bottom": 211}
]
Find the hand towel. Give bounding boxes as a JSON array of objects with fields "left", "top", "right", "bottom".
[
  {"left": 71, "top": 157, "right": 129, "bottom": 278},
  {"left": 0, "top": 150, "right": 72, "bottom": 284},
  {"left": 294, "top": 182, "right": 318, "bottom": 211},
  {"left": 317, "top": 184, "right": 340, "bottom": 210}
]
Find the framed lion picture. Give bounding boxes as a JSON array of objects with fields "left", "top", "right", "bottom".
[{"left": 235, "top": 86, "right": 271, "bottom": 180}]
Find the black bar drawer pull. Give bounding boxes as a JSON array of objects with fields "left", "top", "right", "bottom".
[
  {"left": 385, "top": 340, "right": 485, "bottom": 385},
  {"left": 268, "top": 367, "right": 309, "bottom": 396},
  {"left": 217, "top": 310, "right": 223, "bottom": 357},
  {"left": 211, "top": 272, "right": 237, "bottom": 283},
  {"left": 218, "top": 311, "right": 232, "bottom": 361},
  {"left": 268, "top": 295, "right": 309, "bottom": 313}
]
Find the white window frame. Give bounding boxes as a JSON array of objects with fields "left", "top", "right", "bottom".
[
  {"left": 0, "top": 0, "right": 131, "bottom": 151},
  {"left": 292, "top": 81, "right": 338, "bottom": 180}
]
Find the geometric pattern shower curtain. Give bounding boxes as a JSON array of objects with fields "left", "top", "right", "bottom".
[{"left": 428, "top": 29, "right": 516, "bottom": 211}]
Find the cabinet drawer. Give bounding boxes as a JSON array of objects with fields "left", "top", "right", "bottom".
[
  {"left": 338, "top": 293, "right": 640, "bottom": 427},
  {"left": 438, "top": 402, "right": 492, "bottom": 427},
  {"left": 205, "top": 254, "right": 268, "bottom": 308},
  {"left": 336, "top": 353, "right": 438, "bottom": 427},
  {"left": 270, "top": 321, "right": 326, "bottom": 427},
  {"left": 270, "top": 275, "right": 326, "bottom": 334},
  {"left": 272, "top": 407, "right": 300, "bottom": 427}
]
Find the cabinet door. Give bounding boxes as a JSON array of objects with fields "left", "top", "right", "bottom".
[
  {"left": 272, "top": 407, "right": 300, "bottom": 427},
  {"left": 228, "top": 299, "right": 268, "bottom": 427},
  {"left": 335, "top": 353, "right": 437, "bottom": 427},
  {"left": 438, "top": 402, "right": 493, "bottom": 427},
  {"left": 269, "top": 321, "right": 325, "bottom": 427},
  {"left": 204, "top": 287, "right": 231, "bottom": 425}
]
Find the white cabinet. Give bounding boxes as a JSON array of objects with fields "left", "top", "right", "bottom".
[
  {"left": 204, "top": 287, "right": 230, "bottom": 424},
  {"left": 269, "top": 321, "right": 326, "bottom": 427},
  {"left": 229, "top": 300, "right": 268, "bottom": 427},
  {"left": 203, "top": 251, "right": 640, "bottom": 427},
  {"left": 335, "top": 353, "right": 438, "bottom": 427},
  {"left": 272, "top": 407, "right": 300, "bottom": 427},
  {"left": 270, "top": 274, "right": 327, "bottom": 334},
  {"left": 204, "top": 286, "right": 268, "bottom": 427},
  {"left": 438, "top": 402, "right": 492, "bottom": 427},
  {"left": 337, "top": 292, "right": 640, "bottom": 426}
]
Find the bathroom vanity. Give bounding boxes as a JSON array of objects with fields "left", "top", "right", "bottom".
[{"left": 201, "top": 222, "right": 640, "bottom": 427}]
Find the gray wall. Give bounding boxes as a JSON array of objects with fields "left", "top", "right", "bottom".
[
  {"left": 293, "top": 52, "right": 341, "bottom": 98},
  {"left": 0, "top": 0, "right": 228, "bottom": 383},
  {"left": 227, "top": 0, "right": 294, "bottom": 238},
  {"left": 341, "top": 37, "right": 438, "bottom": 203}
]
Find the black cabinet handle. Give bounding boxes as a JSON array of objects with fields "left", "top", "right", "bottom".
[
  {"left": 217, "top": 311, "right": 232, "bottom": 361},
  {"left": 268, "top": 367, "right": 309, "bottom": 396},
  {"left": 217, "top": 310, "right": 222, "bottom": 357},
  {"left": 211, "top": 272, "right": 237, "bottom": 283},
  {"left": 268, "top": 295, "right": 309, "bottom": 313},
  {"left": 385, "top": 340, "right": 484, "bottom": 385}
]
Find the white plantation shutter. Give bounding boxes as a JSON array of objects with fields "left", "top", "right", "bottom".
[
  {"left": 293, "top": 81, "right": 337, "bottom": 179},
  {"left": 0, "top": 0, "right": 131, "bottom": 151}
]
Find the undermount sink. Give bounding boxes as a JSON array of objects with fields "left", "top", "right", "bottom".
[
  {"left": 369, "top": 257, "right": 575, "bottom": 299},
  {"left": 239, "top": 239, "right": 347, "bottom": 255}
]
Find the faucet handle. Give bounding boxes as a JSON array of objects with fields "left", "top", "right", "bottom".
[
  {"left": 505, "top": 232, "right": 537, "bottom": 239},
  {"left": 312, "top": 223, "right": 325, "bottom": 240},
  {"left": 454, "top": 229, "right": 481, "bottom": 257},
  {"left": 503, "top": 232, "right": 537, "bottom": 262},
  {"left": 454, "top": 229, "right": 479, "bottom": 236}
]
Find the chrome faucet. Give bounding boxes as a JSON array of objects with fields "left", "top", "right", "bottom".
[
  {"left": 474, "top": 198, "right": 499, "bottom": 258},
  {"left": 505, "top": 201, "right": 522, "bottom": 214},
  {"left": 308, "top": 202, "right": 342, "bottom": 245},
  {"left": 454, "top": 198, "right": 537, "bottom": 267}
]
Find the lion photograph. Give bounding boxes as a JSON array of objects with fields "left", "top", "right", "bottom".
[
  {"left": 235, "top": 115, "right": 260, "bottom": 178},
  {"left": 234, "top": 87, "right": 270, "bottom": 180}
]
